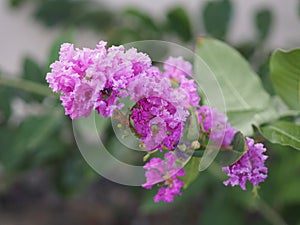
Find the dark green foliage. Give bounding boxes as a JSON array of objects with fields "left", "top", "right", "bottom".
[
  {"left": 22, "top": 57, "right": 45, "bottom": 84},
  {"left": 202, "top": 0, "right": 232, "bottom": 40},
  {"left": 166, "top": 7, "right": 193, "bottom": 42},
  {"left": 255, "top": 9, "right": 273, "bottom": 42},
  {"left": 34, "top": 0, "right": 87, "bottom": 27}
]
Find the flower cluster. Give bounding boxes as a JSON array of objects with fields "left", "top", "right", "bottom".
[
  {"left": 197, "top": 106, "right": 236, "bottom": 147},
  {"left": 222, "top": 137, "right": 268, "bottom": 190},
  {"left": 46, "top": 41, "right": 151, "bottom": 119},
  {"left": 46, "top": 41, "right": 268, "bottom": 203},
  {"left": 142, "top": 152, "right": 185, "bottom": 202}
]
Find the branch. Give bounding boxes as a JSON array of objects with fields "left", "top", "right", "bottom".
[{"left": 0, "top": 76, "right": 58, "bottom": 98}]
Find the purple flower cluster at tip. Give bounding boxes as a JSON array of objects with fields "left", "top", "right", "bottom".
[
  {"left": 222, "top": 137, "right": 268, "bottom": 190},
  {"left": 197, "top": 106, "right": 236, "bottom": 147},
  {"left": 142, "top": 152, "right": 185, "bottom": 202},
  {"left": 46, "top": 41, "right": 151, "bottom": 119},
  {"left": 130, "top": 96, "right": 183, "bottom": 151}
]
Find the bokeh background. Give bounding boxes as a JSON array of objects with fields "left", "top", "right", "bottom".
[{"left": 0, "top": 0, "right": 300, "bottom": 224}]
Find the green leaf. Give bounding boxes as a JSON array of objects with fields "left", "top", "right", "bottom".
[
  {"left": 80, "top": 9, "right": 115, "bottom": 31},
  {"left": 195, "top": 38, "right": 277, "bottom": 135},
  {"left": 255, "top": 9, "right": 273, "bottom": 41},
  {"left": 260, "top": 121, "right": 300, "bottom": 150},
  {"left": 166, "top": 7, "right": 193, "bottom": 42},
  {"left": 182, "top": 157, "right": 200, "bottom": 188},
  {"left": 34, "top": 0, "right": 86, "bottom": 27},
  {"left": 4, "top": 109, "right": 63, "bottom": 171},
  {"left": 202, "top": 0, "right": 232, "bottom": 40},
  {"left": 270, "top": 48, "right": 300, "bottom": 110},
  {"left": 215, "top": 132, "right": 247, "bottom": 166},
  {"left": 124, "top": 9, "right": 159, "bottom": 33},
  {"left": 22, "top": 57, "right": 44, "bottom": 84}
]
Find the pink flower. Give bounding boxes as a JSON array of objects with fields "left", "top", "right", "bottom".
[
  {"left": 46, "top": 41, "right": 152, "bottom": 119},
  {"left": 163, "top": 57, "right": 200, "bottom": 108},
  {"left": 142, "top": 152, "right": 185, "bottom": 202}
]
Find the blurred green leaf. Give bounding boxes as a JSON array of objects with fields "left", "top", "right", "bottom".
[
  {"left": 9, "top": 0, "right": 26, "bottom": 7},
  {"left": 182, "top": 157, "right": 200, "bottom": 188},
  {"left": 257, "top": 56, "right": 275, "bottom": 95},
  {"left": 0, "top": 87, "right": 14, "bottom": 119},
  {"left": 167, "top": 7, "right": 192, "bottom": 42},
  {"left": 34, "top": 0, "right": 86, "bottom": 27},
  {"left": 22, "top": 57, "right": 44, "bottom": 84},
  {"left": 270, "top": 48, "right": 300, "bottom": 110},
  {"left": 260, "top": 121, "right": 300, "bottom": 150},
  {"left": 195, "top": 38, "right": 278, "bottom": 135},
  {"left": 202, "top": 0, "right": 232, "bottom": 40},
  {"left": 108, "top": 27, "right": 142, "bottom": 46},
  {"left": 125, "top": 9, "right": 159, "bottom": 33},
  {"left": 79, "top": 9, "right": 115, "bottom": 31},
  {"left": 255, "top": 9, "right": 273, "bottom": 42},
  {"left": 2, "top": 110, "right": 63, "bottom": 171},
  {"left": 236, "top": 42, "right": 256, "bottom": 59}
]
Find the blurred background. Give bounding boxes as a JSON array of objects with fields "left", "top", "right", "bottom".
[{"left": 0, "top": 0, "right": 300, "bottom": 224}]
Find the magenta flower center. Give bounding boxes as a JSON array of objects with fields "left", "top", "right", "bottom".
[{"left": 129, "top": 96, "right": 183, "bottom": 151}]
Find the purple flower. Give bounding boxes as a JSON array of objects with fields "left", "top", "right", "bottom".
[
  {"left": 163, "top": 56, "right": 192, "bottom": 82},
  {"left": 142, "top": 152, "right": 185, "bottom": 202},
  {"left": 129, "top": 96, "right": 183, "bottom": 151},
  {"left": 197, "top": 106, "right": 236, "bottom": 147},
  {"left": 163, "top": 57, "right": 200, "bottom": 108},
  {"left": 222, "top": 137, "right": 268, "bottom": 190}
]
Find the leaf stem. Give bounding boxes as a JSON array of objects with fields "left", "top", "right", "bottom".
[{"left": 0, "top": 76, "right": 57, "bottom": 98}]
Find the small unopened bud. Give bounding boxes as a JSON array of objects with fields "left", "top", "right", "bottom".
[
  {"left": 191, "top": 141, "right": 200, "bottom": 149},
  {"left": 139, "top": 142, "right": 146, "bottom": 149}
]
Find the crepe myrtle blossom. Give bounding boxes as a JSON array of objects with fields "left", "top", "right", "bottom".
[
  {"left": 142, "top": 152, "right": 185, "bottom": 202},
  {"left": 222, "top": 137, "right": 268, "bottom": 190},
  {"left": 46, "top": 40, "right": 269, "bottom": 203},
  {"left": 197, "top": 106, "right": 236, "bottom": 147},
  {"left": 127, "top": 66, "right": 190, "bottom": 151},
  {"left": 129, "top": 96, "right": 184, "bottom": 151},
  {"left": 46, "top": 41, "right": 151, "bottom": 119},
  {"left": 163, "top": 57, "right": 200, "bottom": 108}
]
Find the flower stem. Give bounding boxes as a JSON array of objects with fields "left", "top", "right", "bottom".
[
  {"left": 257, "top": 199, "right": 288, "bottom": 225},
  {"left": 0, "top": 76, "right": 57, "bottom": 98}
]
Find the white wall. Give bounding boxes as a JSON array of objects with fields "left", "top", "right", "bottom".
[{"left": 1, "top": 0, "right": 300, "bottom": 75}]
